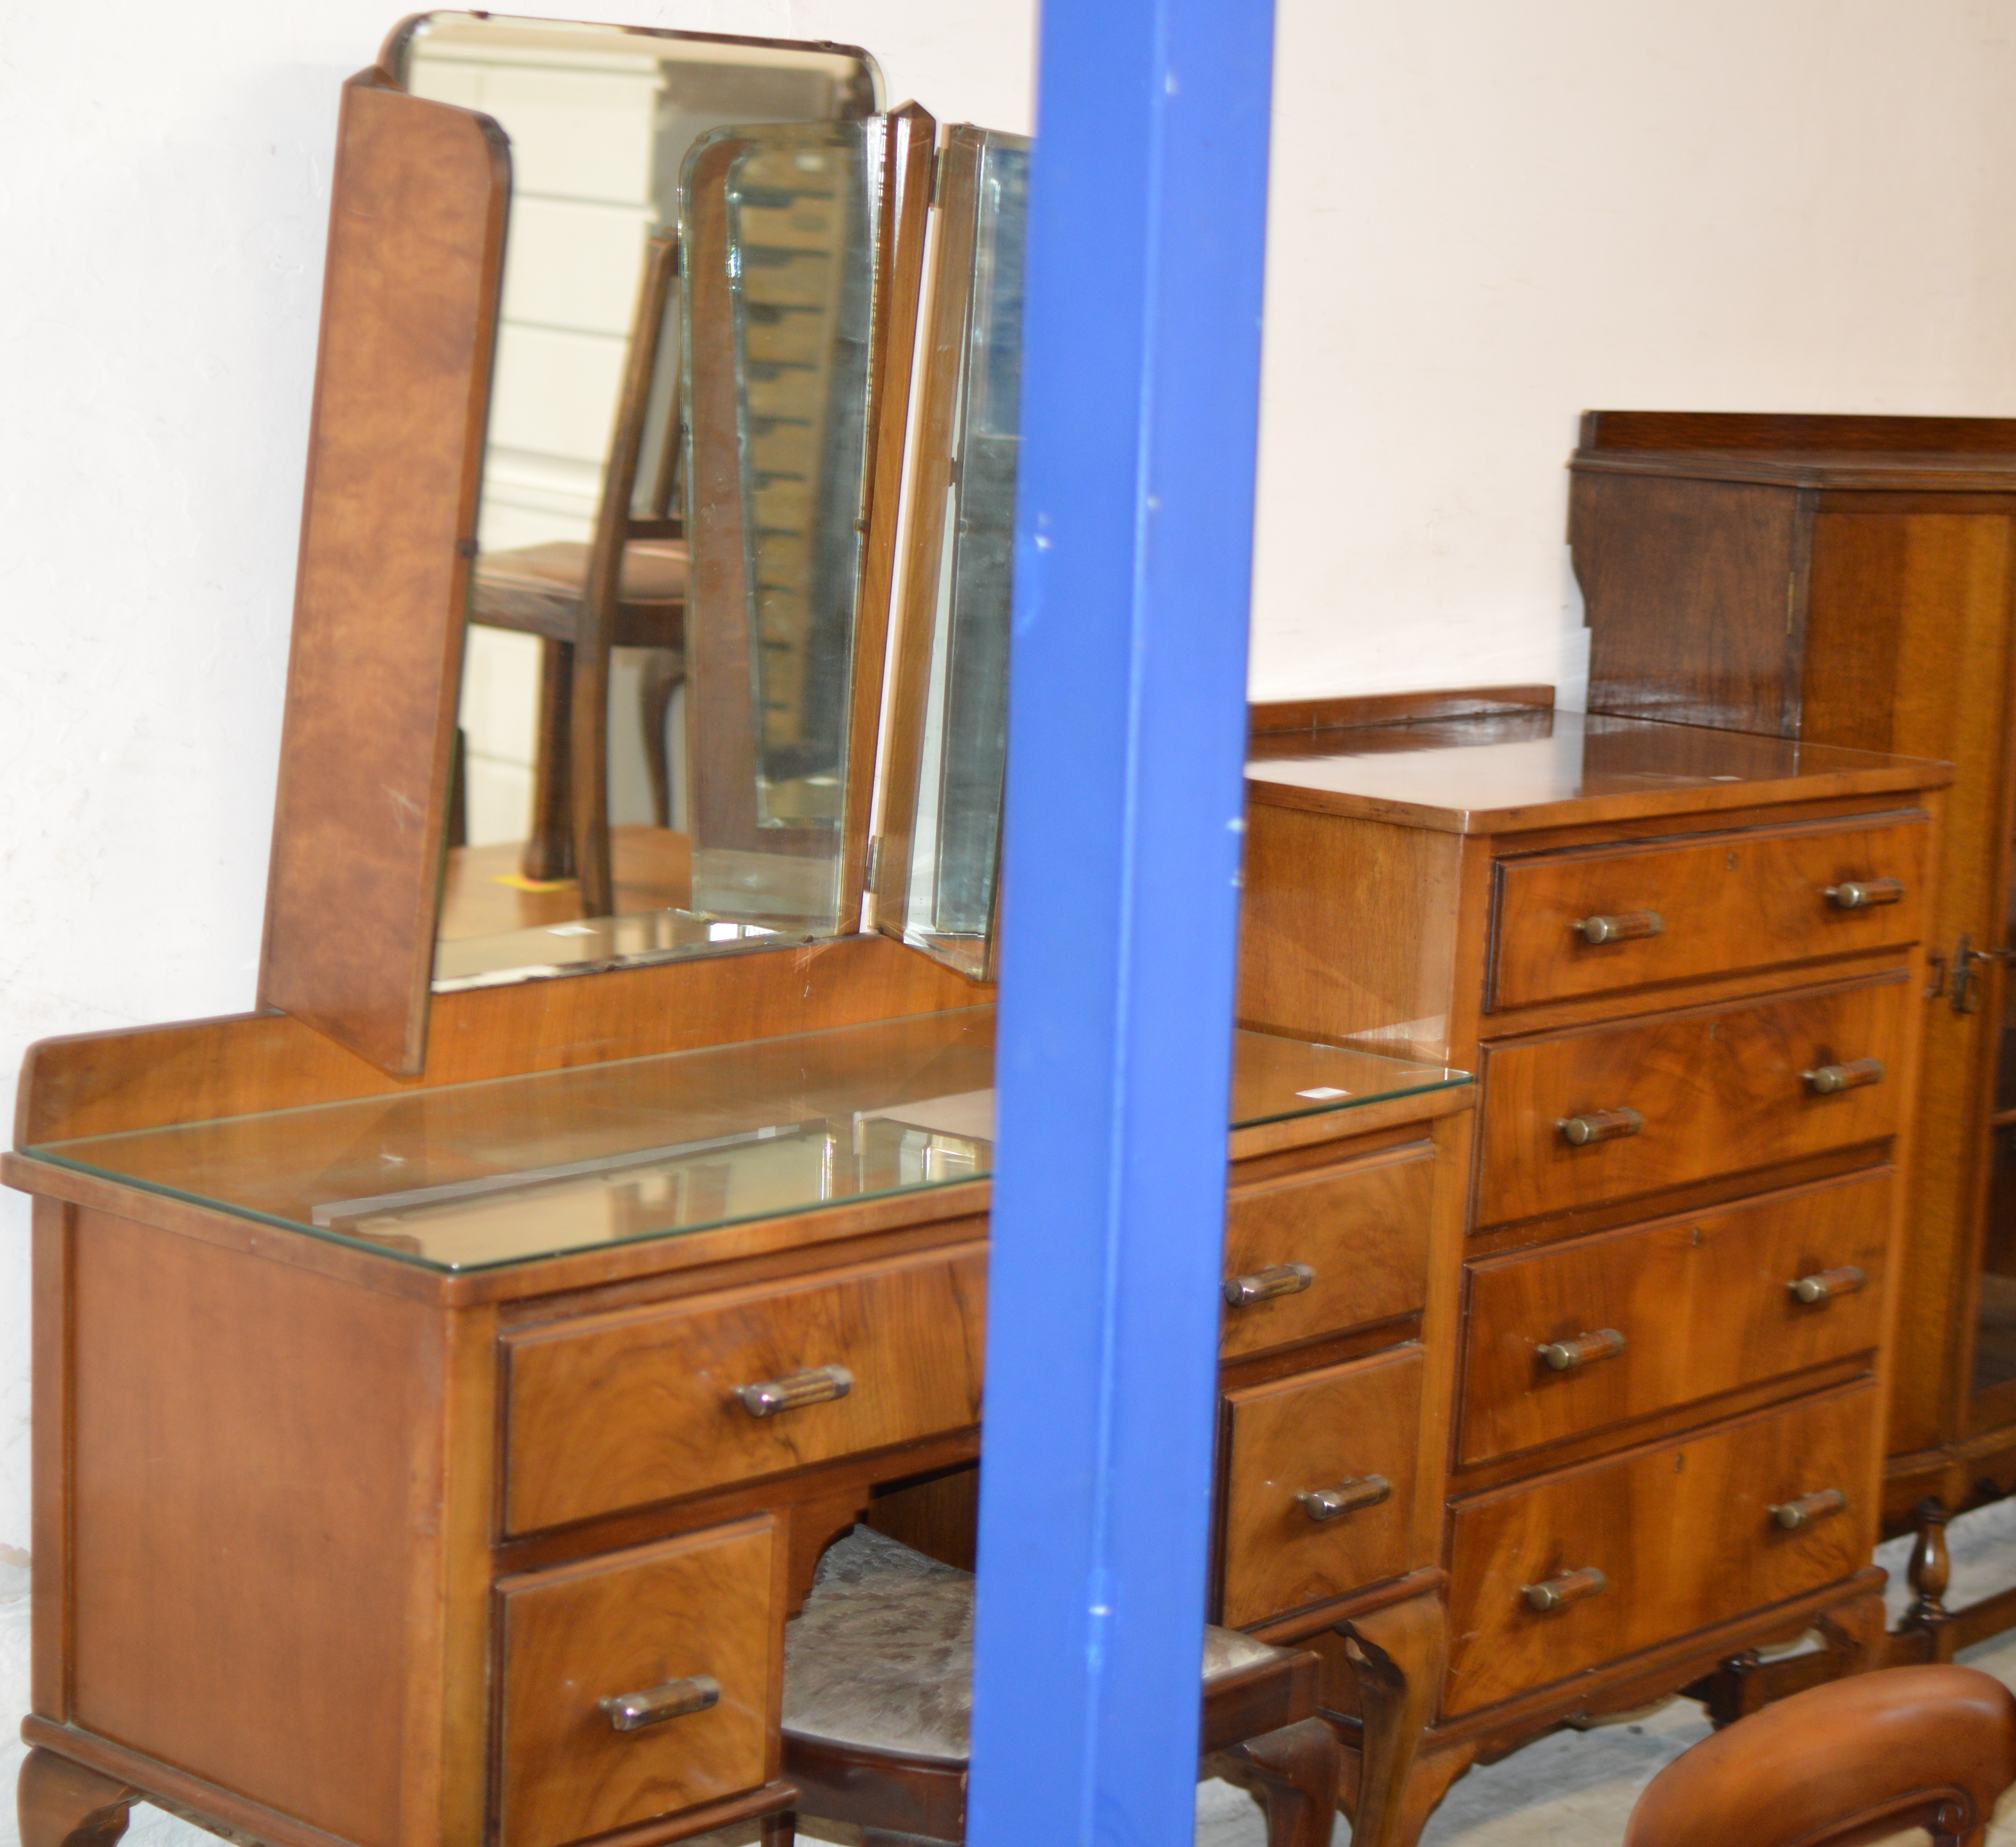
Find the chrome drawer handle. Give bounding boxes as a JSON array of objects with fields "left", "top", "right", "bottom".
[
  {"left": 1523, "top": 1567, "right": 1608, "bottom": 1612},
  {"left": 1771, "top": 1488, "right": 1848, "bottom": 1531},
  {"left": 1826, "top": 879, "right": 1905, "bottom": 910},
  {"left": 1789, "top": 1264, "right": 1866, "bottom": 1304},
  {"left": 1297, "top": 1475, "right": 1392, "bottom": 1522},
  {"left": 1574, "top": 912, "right": 1664, "bottom": 945},
  {"left": 600, "top": 1675, "right": 721, "bottom": 1731},
  {"left": 1557, "top": 1107, "right": 1643, "bottom": 1146},
  {"left": 1537, "top": 1328, "right": 1626, "bottom": 1372},
  {"left": 1224, "top": 1262, "right": 1315, "bottom": 1307},
  {"left": 1803, "top": 1059, "right": 1885, "bottom": 1095},
  {"left": 735, "top": 1364, "right": 853, "bottom": 1418}
]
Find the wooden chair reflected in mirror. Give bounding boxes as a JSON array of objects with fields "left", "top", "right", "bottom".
[{"left": 464, "top": 227, "right": 688, "bottom": 921}]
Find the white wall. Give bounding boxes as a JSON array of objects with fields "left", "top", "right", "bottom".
[
  {"left": 4, "top": 4, "right": 2016, "bottom": 1842},
  {"left": 1251, "top": 1, "right": 2016, "bottom": 702}
]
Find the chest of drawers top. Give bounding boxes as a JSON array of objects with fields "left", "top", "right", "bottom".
[{"left": 1246, "top": 707, "right": 1950, "bottom": 837}]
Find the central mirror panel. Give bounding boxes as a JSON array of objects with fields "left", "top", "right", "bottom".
[{"left": 387, "top": 14, "right": 886, "bottom": 991}]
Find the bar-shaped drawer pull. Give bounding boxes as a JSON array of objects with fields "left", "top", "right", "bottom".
[
  {"left": 1770, "top": 1488, "right": 1848, "bottom": 1531},
  {"left": 1537, "top": 1328, "right": 1627, "bottom": 1373},
  {"left": 599, "top": 1674, "right": 721, "bottom": 1732},
  {"left": 1522, "top": 1566, "right": 1608, "bottom": 1613},
  {"left": 1224, "top": 1262, "right": 1315, "bottom": 1308},
  {"left": 1297, "top": 1475, "right": 1393, "bottom": 1523},
  {"left": 735, "top": 1363, "right": 854, "bottom": 1418},
  {"left": 1788, "top": 1264, "right": 1867, "bottom": 1304},
  {"left": 1826, "top": 879, "right": 1906, "bottom": 910},
  {"left": 1802, "top": 1058, "right": 1885, "bottom": 1095},
  {"left": 1574, "top": 911, "right": 1664, "bottom": 945},
  {"left": 1557, "top": 1107, "right": 1643, "bottom": 1146}
]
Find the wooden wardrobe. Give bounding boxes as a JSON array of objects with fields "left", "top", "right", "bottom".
[{"left": 1570, "top": 410, "right": 2016, "bottom": 1653}]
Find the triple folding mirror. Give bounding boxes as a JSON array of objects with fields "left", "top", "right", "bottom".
[{"left": 301, "top": 12, "right": 1029, "bottom": 1032}]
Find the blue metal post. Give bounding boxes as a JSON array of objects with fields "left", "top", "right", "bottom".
[{"left": 968, "top": 0, "right": 1278, "bottom": 1841}]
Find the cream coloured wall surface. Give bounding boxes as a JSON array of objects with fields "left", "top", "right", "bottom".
[{"left": 4, "top": 4, "right": 2016, "bottom": 1844}]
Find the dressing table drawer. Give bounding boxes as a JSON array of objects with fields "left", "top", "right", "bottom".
[
  {"left": 1474, "top": 974, "right": 1908, "bottom": 1230},
  {"left": 502, "top": 1247, "right": 988, "bottom": 1534},
  {"left": 1219, "top": 1343, "right": 1423, "bottom": 1627},
  {"left": 496, "top": 1517, "right": 780, "bottom": 1847},
  {"left": 1442, "top": 1383, "right": 1876, "bottom": 1717},
  {"left": 1458, "top": 1171, "right": 1890, "bottom": 1465},
  {"left": 1220, "top": 1142, "right": 1434, "bottom": 1358},
  {"left": 1488, "top": 815, "right": 1927, "bottom": 1011}
]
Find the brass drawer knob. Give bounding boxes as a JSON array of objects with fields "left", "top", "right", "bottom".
[
  {"left": 1523, "top": 1566, "right": 1608, "bottom": 1612},
  {"left": 1224, "top": 1262, "right": 1315, "bottom": 1307},
  {"left": 1802, "top": 1058, "right": 1885, "bottom": 1095},
  {"left": 1789, "top": 1264, "right": 1867, "bottom": 1304},
  {"left": 1537, "top": 1328, "right": 1627, "bottom": 1372},
  {"left": 600, "top": 1675, "right": 721, "bottom": 1731},
  {"left": 1297, "top": 1475, "right": 1392, "bottom": 1522},
  {"left": 735, "top": 1364, "right": 854, "bottom": 1418},
  {"left": 1574, "top": 912, "right": 1664, "bottom": 945},
  {"left": 1826, "top": 879, "right": 1905, "bottom": 910},
  {"left": 1771, "top": 1488, "right": 1848, "bottom": 1531},
  {"left": 1557, "top": 1107, "right": 1643, "bottom": 1146}
]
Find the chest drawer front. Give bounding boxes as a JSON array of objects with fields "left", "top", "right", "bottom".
[
  {"left": 1443, "top": 1384, "right": 1875, "bottom": 1717},
  {"left": 1221, "top": 1143, "right": 1434, "bottom": 1358},
  {"left": 1475, "top": 974, "right": 1907, "bottom": 1231},
  {"left": 498, "top": 1517, "right": 780, "bottom": 1847},
  {"left": 1220, "top": 1344, "right": 1423, "bottom": 1627},
  {"left": 503, "top": 1246, "right": 987, "bottom": 1534},
  {"left": 1459, "top": 1171, "right": 1891, "bottom": 1465},
  {"left": 1488, "top": 814, "right": 1927, "bottom": 1012}
]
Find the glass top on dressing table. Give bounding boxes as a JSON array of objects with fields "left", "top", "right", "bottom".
[{"left": 23, "top": 1012, "right": 1469, "bottom": 1273}]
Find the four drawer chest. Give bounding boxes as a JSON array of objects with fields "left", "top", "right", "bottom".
[{"left": 1239, "top": 696, "right": 1951, "bottom": 1844}]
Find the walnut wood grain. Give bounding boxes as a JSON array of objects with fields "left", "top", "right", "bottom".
[
  {"left": 61, "top": 1204, "right": 490, "bottom": 1847},
  {"left": 495, "top": 1519, "right": 781, "bottom": 1847},
  {"left": 259, "top": 73, "right": 509, "bottom": 1075},
  {"left": 1220, "top": 1142, "right": 1434, "bottom": 1359},
  {"left": 18, "top": 931, "right": 985, "bottom": 1147},
  {"left": 1801, "top": 515, "right": 2014, "bottom": 1461},
  {"left": 1458, "top": 1169, "right": 1891, "bottom": 1466},
  {"left": 502, "top": 1245, "right": 987, "bottom": 1533},
  {"left": 1220, "top": 1345, "right": 1423, "bottom": 1628},
  {"left": 1443, "top": 1383, "right": 1878, "bottom": 1717},
  {"left": 1473, "top": 973, "right": 1909, "bottom": 1230},
  {"left": 1487, "top": 812, "right": 1929, "bottom": 1012},
  {"left": 1236, "top": 804, "right": 1462, "bottom": 1062},
  {"left": 1322, "top": 1591, "right": 1448, "bottom": 1847}
]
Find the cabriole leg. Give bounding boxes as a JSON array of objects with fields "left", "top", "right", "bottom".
[
  {"left": 18, "top": 1750, "right": 139, "bottom": 1847},
  {"left": 1334, "top": 1594, "right": 1447, "bottom": 1847}
]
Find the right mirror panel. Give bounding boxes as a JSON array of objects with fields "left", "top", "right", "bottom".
[{"left": 875, "top": 126, "right": 1030, "bottom": 981}]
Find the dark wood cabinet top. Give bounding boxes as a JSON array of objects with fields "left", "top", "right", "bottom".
[
  {"left": 1245, "top": 709, "right": 1951, "bottom": 835},
  {"left": 1572, "top": 409, "right": 2016, "bottom": 492}
]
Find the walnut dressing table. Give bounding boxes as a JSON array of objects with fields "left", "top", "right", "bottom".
[
  {"left": 8, "top": 962, "right": 1472, "bottom": 1847},
  {"left": 1239, "top": 696, "right": 1952, "bottom": 1844}
]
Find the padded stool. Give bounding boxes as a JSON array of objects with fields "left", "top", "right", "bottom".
[{"left": 766, "top": 1525, "right": 1340, "bottom": 1847}]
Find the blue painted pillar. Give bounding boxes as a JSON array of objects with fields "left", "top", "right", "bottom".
[{"left": 968, "top": 0, "right": 1278, "bottom": 1840}]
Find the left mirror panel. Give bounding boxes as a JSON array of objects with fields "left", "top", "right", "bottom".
[{"left": 262, "top": 17, "right": 918, "bottom": 1071}]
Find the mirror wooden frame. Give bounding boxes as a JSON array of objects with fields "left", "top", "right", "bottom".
[{"left": 259, "top": 30, "right": 926, "bottom": 1076}]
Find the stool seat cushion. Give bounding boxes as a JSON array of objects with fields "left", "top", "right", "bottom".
[{"left": 781, "top": 1525, "right": 1285, "bottom": 1761}]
